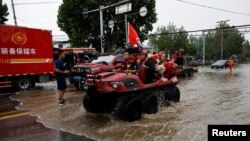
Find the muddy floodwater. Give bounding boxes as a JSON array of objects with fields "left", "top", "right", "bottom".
[{"left": 11, "top": 64, "right": 250, "bottom": 141}]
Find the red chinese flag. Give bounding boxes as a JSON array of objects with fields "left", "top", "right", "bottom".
[{"left": 128, "top": 22, "right": 140, "bottom": 47}]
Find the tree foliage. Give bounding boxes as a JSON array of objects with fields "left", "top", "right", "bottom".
[
  {"left": 0, "top": 0, "right": 9, "bottom": 24},
  {"left": 241, "top": 40, "right": 250, "bottom": 58},
  {"left": 205, "top": 24, "right": 245, "bottom": 61},
  {"left": 57, "top": 0, "right": 157, "bottom": 52},
  {"left": 148, "top": 23, "right": 198, "bottom": 55},
  {"left": 149, "top": 23, "right": 247, "bottom": 60}
]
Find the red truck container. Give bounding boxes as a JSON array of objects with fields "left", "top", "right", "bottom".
[{"left": 0, "top": 25, "right": 54, "bottom": 90}]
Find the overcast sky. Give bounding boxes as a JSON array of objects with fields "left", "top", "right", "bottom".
[{"left": 3, "top": 0, "right": 250, "bottom": 41}]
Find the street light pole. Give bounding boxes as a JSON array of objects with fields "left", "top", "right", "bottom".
[
  {"left": 125, "top": 14, "right": 128, "bottom": 46},
  {"left": 217, "top": 19, "right": 230, "bottom": 60},
  {"left": 202, "top": 31, "right": 206, "bottom": 66},
  {"left": 99, "top": 6, "right": 104, "bottom": 53},
  {"left": 11, "top": 0, "right": 17, "bottom": 26}
]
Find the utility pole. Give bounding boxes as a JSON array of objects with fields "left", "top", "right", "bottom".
[
  {"left": 216, "top": 20, "right": 230, "bottom": 60},
  {"left": 99, "top": 6, "right": 104, "bottom": 53},
  {"left": 11, "top": 0, "right": 17, "bottom": 26},
  {"left": 125, "top": 14, "right": 128, "bottom": 46},
  {"left": 82, "top": 0, "right": 130, "bottom": 53},
  {"left": 202, "top": 31, "right": 206, "bottom": 66}
]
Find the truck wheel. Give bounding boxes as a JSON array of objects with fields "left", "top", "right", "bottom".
[
  {"left": 171, "top": 87, "right": 180, "bottom": 102},
  {"left": 184, "top": 70, "right": 189, "bottom": 77},
  {"left": 114, "top": 96, "right": 142, "bottom": 121},
  {"left": 113, "top": 96, "right": 129, "bottom": 119},
  {"left": 124, "top": 97, "right": 143, "bottom": 121},
  {"left": 144, "top": 94, "right": 158, "bottom": 114},
  {"left": 15, "top": 77, "right": 32, "bottom": 90},
  {"left": 83, "top": 95, "right": 102, "bottom": 113},
  {"left": 164, "top": 88, "right": 173, "bottom": 102}
]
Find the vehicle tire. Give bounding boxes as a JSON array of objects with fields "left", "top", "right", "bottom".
[
  {"left": 171, "top": 87, "right": 180, "bottom": 102},
  {"left": 184, "top": 70, "right": 189, "bottom": 77},
  {"left": 125, "top": 97, "right": 143, "bottom": 121},
  {"left": 31, "top": 80, "right": 36, "bottom": 88},
  {"left": 164, "top": 88, "right": 172, "bottom": 102},
  {"left": 113, "top": 96, "right": 129, "bottom": 119},
  {"left": 15, "top": 77, "right": 32, "bottom": 90},
  {"left": 188, "top": 69, "right": 194, "bottom": 77},
  {"left": 114, "top": 96, "right": 142, "bottom": 121},
  {"left": 83, "top": 95, "right": 104, "bottom": 113},
  {"left": 143, "top": 94, "right": 158, "bottom": 114}
]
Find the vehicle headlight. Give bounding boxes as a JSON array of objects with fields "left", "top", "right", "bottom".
[
  {"left": 111, "top": 82, "right": 120, "bottom": 89},
  {"left": 91, "top": 67, "right": 100, "bottom": 72}
]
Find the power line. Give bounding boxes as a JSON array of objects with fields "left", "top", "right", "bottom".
[
  {"left": 176, "top": 0, "right": 250, "bottom": 16},
  {"left": 149, "top": 24, "right": 250, "bottom": 36},
  {"left": 17, "top": 16, "right": 56, "bottom": 19},
  {"left": 14, "top": 1, "right": 61, "bottom": 5}
]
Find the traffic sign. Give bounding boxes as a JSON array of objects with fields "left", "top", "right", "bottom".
[
  {"left": 139, "top": 7, "right": 147, "bottom": 17},
  {"left": 116, "top": 3, "right": 132, "bottom": 15}
]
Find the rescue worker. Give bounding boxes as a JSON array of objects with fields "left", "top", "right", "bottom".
[
  {"left": 160, "top": 52, "right": 168, "bottom": 64},
  {"left": 139, "top": 50, "right": 156, "bottom": 84},
  {"left": 228, "top": 56, "right": 234, "bottom": 72},
  {"left": 174, "top": 49, "right": 184, "bottom": 69},
  {"left": 157, "top": 52, "right": 177, "bottom": 79},
  {"left": 55, "top": 51, "right": 70, "bottom": 105},
  {"left": 150, "top": 53, "right": 159, "bottom": 64},
  {"left": 172, "top": 51, "right": 178, "bottom": 62},
  {"left": 121, "top": 50, "right": 136, "bottom": 74},
  {"left": 134, "top": 56, "right": 141, "bottom": 75}
]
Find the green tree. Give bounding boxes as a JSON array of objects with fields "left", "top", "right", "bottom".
[
  {"left": 205, "top": 24, "right": 245, "bottom": 61},
  {"left": 149, "top": 23, "right": 197, "bottom": 55},
  {"left": 0, "top": 0, "right": 9, "bottom": 24},
  {"left": 57, "top": 0, "right": 157, "bottom": 52},
  {"left": 242, "top": 40, "right": 250, "bottom": 58}
]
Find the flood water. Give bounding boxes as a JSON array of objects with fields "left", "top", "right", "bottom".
[{"left": 11, "top": 64, "right": 250, "bottom": 141}]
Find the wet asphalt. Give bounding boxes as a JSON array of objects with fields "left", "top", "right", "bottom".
[{"left": 0, "top": 90, "right": 93, "bottom": 141}]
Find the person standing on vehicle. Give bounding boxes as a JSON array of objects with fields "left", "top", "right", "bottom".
[
  {"left": 228, "top": 56, "right": 234, "bottom": 72},
  {"left": 158, "top": 52, "right": 177, "bottom": 79},
  {"left": 55, "top": 51, "right": 70, "bottom": 105},
  {"left": 122, "top": 50, "right": 136, "bottom": 74},
  {"left": 139, "top": 50, "right": 156, "bottom": 84},
  {"left": 132, "top": 56, "right": 141, "bottom": 75},
  {"left": 159, "top": 52, "right": 168, "bottom": 64}
]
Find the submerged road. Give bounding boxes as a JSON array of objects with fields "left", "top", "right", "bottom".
[
  {"left": 0, "top": 93, "right": 93, "bottom": 141},
  {"left": 1, "top": 64, "right": 250, "bottom": 141}
]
